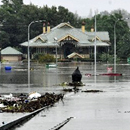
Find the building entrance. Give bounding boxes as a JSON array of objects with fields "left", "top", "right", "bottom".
[{"left": 62, "top": 43, "right": 75, "bottom": 58}]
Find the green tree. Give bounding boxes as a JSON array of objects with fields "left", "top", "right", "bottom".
[
  {"left": 83, "top": 12, "right": 130, "bottom": 60},
  {"left": 0, "top": 0, "right": 24, "bottom": 47},
  {"left": 0, "top": 1, "right": 130, "bottom": 61},
  {"left": 118, "top": 32, "right": 130, "bottom": 58}
]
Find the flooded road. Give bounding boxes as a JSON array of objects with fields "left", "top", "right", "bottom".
[{"left": 0, "top": 62, "right": 130, "bottom": 129}]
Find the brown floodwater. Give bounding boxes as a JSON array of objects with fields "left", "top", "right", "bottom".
[{"left": 0, "top": 62, "right": 130, "bottom": 130}]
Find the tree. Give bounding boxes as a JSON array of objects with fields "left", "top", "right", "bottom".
[
  {"left": 118, "top": 32, "right": 130, "bottom": 58},
  {"left": 0, "top": 1, "right": 130, "bottom": 60},
  {"left": 0, "top": 0, "right": 24, "bottom": 47},
  {"left": 83, "top": 12, "right": 130, "bottom": 60}
]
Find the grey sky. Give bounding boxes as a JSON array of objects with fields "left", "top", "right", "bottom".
[
  {"left": 23, "top": 0, "right": 130, "bottom": 17},
  {"left": 0, "top": 0, "right": 130, "bottom": 17}
]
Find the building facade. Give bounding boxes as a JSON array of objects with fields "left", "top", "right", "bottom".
[
  {"left": 21, "top": 22, "right": 110, "bottom": 60},
  {"left": 1, "top": 46, "right": 23, "bottom": 62}
]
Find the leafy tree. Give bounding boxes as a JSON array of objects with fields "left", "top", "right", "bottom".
[
  {"left": 0, "top": 0, "right": 24, "bottom": 48},
  {"left": 0, "top": 2, "right": 81, "bottom": 49},
  {"left": 83, "top": 12, "right": 130, "bottom": 60},
  {"left": 118, "top": 32, "right": 130, "bottom": 58},
  {"left": 99, "top": 53, "right": 113, "bottom": 63},
  {"left": 0, "top": 1, "right": 130, "bottom": 61},
  {"left": 0, "top": 30, "right": 10, "bottom": 48}
]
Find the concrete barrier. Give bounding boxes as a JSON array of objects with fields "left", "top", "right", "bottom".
[{"left": 0, "top": 105, "right": 52, "bottom": 130}]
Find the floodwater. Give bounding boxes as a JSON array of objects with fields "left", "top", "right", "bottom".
[{"left": 0, "top": 62, "right": 130, "bottom": 130}]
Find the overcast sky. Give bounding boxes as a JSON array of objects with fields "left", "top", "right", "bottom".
[
  {"left": 23, "top": 0, "right": 130, "bottom": 17},
  {"left": 1, "top": 0, "right": 130, "bottom": 17}
]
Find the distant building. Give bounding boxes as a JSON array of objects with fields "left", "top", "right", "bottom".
[
  {"left": 1, "top": 46, "right": 23, "bottom": 62},
  {"left": 20, "top": 22, "right": 110, "bottom": 60}
]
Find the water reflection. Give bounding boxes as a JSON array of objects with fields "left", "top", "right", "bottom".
[
  {"left": 0, "top": 62, "right": 130, "bottom": 93},
  {"left": 0, "top": 62, "right": 130, "bottom": 130}
]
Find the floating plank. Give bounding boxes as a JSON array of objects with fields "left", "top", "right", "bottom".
[{"left": 49, "top": 117, "right": 73, "bottom": 130}]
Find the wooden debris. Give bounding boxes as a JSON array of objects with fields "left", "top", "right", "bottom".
[
  {"left": 1, "top": 93, "right": 64, "bottom": 113},
  {"left": 82, "top": 90, "right": 103, "bottom": 93}
]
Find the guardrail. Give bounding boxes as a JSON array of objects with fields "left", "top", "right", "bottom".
[{"left": 0, "top": 105, "right": 52, "bottom": 130}]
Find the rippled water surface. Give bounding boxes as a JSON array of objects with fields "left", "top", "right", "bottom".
[{"left": 0, "top": 62, "right": 130, "bottom": 130}]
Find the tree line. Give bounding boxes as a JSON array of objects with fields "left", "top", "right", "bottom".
[{"left": 0, "top": 0, "right": 130, "bottom": 60}]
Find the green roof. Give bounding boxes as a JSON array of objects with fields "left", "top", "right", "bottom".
[
  {"left": 20, "top": 22, "right": 110, "bottom": 47},
  {"left": 1, "top": 46, "right": 23, "bottom": 55},
  {"left": 86, "top": 32, "right": 110, "bottom": 41}
]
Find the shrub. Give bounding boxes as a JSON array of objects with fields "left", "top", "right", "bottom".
[
  {"left": 99, "top": 53, "right": 120, "bottom": 63},
  {"left": 33, "top": 53, "right": 55, "bottom": 63}
]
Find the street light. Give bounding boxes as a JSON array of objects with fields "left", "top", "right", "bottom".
[
  {"left": 114, "top": 18, "right": 129, "bottom": 73},
  {"left": 94, "top": 12, "right": 97, "bottom": 77},
  {"left": 54, "top": 37, "right": 58, "bottom": 67},
  {"left": 0, "top": 22, "right": 3, "bottom": 69},
  {"left": 28, "top": 20, "right": 45, "bottom": 93}
]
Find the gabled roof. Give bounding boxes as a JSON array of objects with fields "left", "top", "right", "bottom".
[
  {"left": 1, "top": 46, "right": 23, "bottom": 55},
  {"left": 86, "top": 32, "right": 110, "bottom": 41},
  {"left": 67, "top": 52, "right": 84, "bottom": 59},
  {"left": 58, "top": 34, "right": 79, "bottom": 42},
  {"left": 34, "top": 36, "right": 46, "bottom": 42},
  {"left": 92, "top": 36, "right": 102, "bottom": 42},
  {"left": 45, "top": 23, "right": 91, "bottom": 44},
  {"left": 20, "top": 22, "right": 110, "bottom": 47},
  {"left": 51, "top": 22, "right": 73, "bottom": 31}
]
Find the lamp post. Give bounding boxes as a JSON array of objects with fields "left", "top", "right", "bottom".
[
  {"left": 94, "top": 12, "right": 97, "bottom": 77},
  {"left": 114, "top": 18, "right": 129, "bottom": 73},
  {"left": 0, "top": 23, "right": 3, "bottom": 68},
  {"left": 0, "top": 48, "right": 1, "bottom": 69},
  {"left": 28, "top": 20, "right": 45, "bottom": 93},
  {"left": 54, "top": 37, "right": 58, "bottom": 67},
  {"left": 114, "top": 19, "right": 120, "bottom": 73}
]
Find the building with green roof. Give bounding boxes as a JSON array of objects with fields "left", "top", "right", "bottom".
[
  {"left": 20, "top": 22, "right": 110, "bottom": 60},
  {"left": 1, "top": 46, "right": 23, "bottom": 62}
]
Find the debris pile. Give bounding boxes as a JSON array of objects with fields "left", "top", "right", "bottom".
[
  {"left": 59, "top": 67, "right": 84, "bottom": 90},
  {"left": 60, "top": 82, "right": 84, "bottom": 87},
  {"left": 0, "top": 92, "right": 64, "bottom": 113}
]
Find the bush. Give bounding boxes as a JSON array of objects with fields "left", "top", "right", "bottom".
[
  {"left": 99, "top": 53, "right": 120, "bottom": 63},
  {"left": 33, "top": 53, "right": 55, "bottom": 63},
  {"left": 99, "top": 53, "right": 113, "bottom": 63}
]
